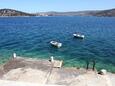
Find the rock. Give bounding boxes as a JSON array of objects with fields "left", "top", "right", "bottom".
[{"left": 98, "top": 69, "right": 107, "bottom": 75}]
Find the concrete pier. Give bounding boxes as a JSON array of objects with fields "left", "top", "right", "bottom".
[{"left": 0, "top": 56, "right": 114, "bottom": 86}]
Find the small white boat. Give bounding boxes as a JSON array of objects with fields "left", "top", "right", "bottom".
[
  {"left": 50, "top": 41, "right": 62, "bottom": 48},
  {"left": 73, "top": 33, "right": 85, "bottom": 39}
]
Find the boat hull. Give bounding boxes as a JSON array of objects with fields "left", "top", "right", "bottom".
[
  {"left": 50, "top": 41, "right": 62, "bottom": 48},
  {"left": 73, "top": 34, "right": 85, "bottom": 39}
]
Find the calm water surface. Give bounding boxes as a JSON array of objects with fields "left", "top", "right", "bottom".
[{"left": 0, "top": 16, "right": 115, "bottom": 72}]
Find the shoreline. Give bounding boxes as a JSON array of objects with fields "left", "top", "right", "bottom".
[
  {"left": 0, "top": 16, "right": 115, "bottom": 18},
  {"left": 0, "top": 55, "right": 115, "bottom": 74},
  {"left": 0, "top": 56, "right": 115, "bottom": 86},
  {"left": 0, "top": 56, "right": 115, "bottom": 74}
]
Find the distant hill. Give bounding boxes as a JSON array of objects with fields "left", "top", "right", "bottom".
[
  {"left": 37, "top": 11, "right": 99, "bottom": 16},
  {"left": 92, "top": 9, "right": 115, "bottom": 17},
  {"left": 0, "top": 8, "right": 115, "bottom": 17},
  {"left": 0, "top": 9, "right": 35, "bottom": 16},
  {"left": 37, "top": 9, "right": 115, "bottom": 17}
]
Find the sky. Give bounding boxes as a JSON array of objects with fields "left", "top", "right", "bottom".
[{"left": 0, "top": 0, "right": 115, "bottom": 13}]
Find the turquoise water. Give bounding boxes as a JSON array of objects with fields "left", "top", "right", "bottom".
[{"left": 0, "top": 16, "right": 115, "bottom": 72}]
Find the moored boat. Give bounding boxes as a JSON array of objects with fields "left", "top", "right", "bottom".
[
  {"left": 50, "top": 41, "right": 62, "bottom": 48},
  {"left": 73, "top": 33, "right": 85, "bottom": 39}
]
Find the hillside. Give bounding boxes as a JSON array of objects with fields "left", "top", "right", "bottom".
[
  {"left": 93, "top": 9, "right": 115, "bottom": 17},
  {"left": 0, "top": 8, "right": 115, "bottom": 17},
  {"left": 0, "top": 9, "right": 35, "bottom": 16}
]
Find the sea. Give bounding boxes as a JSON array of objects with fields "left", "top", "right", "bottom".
[{"left": 0, "top": 16, "right": 115, "bottom": 72}]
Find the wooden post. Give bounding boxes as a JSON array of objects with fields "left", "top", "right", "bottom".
[
  {"left": 86, "top": 60, "right": 89, "bottom": 70},
  {"left": 92, "top": 60, "right": 96, "bottom": 71}
]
